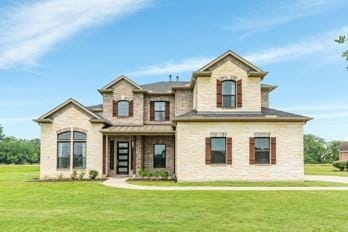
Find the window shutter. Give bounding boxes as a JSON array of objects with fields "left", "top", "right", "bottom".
[
  {"left": 227, "top": 137, "right": 232, "bottom": 165},
  {"left": 237, "top": 79, "right": 242, "bottom": 108},
  {"left": 249, "top": 137, "right": 255, "bottom": 164},
  {"left": 112, "top": 100, "right": 117, "bottom": 117},
  {"left": 150, "top": 101, "right": 154, "bottom": 121},
  {"left": 205, "top": 137, "right": 211, "bottom": 164},
  {"left": 217, "top": 79, "right": 222, "bottom": 107},
  {"left": 165, "top": 101, "right": 170, "bottom": 121},
  {"left": 129, "top": 100, "right": 134, "bottom": 117},
  {"left": 271, "top": 137, "right": 276, "bottom": 164}
]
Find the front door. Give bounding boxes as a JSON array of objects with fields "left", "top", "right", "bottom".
[{"left": 117, "top": 142, "right": 129, "bottom": 174}]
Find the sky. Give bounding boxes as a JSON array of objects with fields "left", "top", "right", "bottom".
[{"left": 0, "top": 0, "right": 348, "bottom": 141}]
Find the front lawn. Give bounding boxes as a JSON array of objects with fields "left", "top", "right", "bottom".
[
  {"left": 1, "top": 165, "right": 348, "bottom": 231},
  {"left": 305, "top": 164, "right": 348, "bottom": 176},
  {"left": 127, "top": 179, "right": 348, "bottom": 187}
]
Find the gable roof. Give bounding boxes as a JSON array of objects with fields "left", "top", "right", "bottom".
[
  {"left": 140, "top": 81, "right": 190, "bottom": 93},
  {"left": 34, "top": 98, "right": 106, "bottom": 124},
  {"left": 174, "top": 107, "right": 312, "bottom": 122},
  {"left": 99, "top": 75, "right": 142, "bottom": 93},
  {"left": 196, "top": 50, "right": 267, "bottom": 75},
  {"left": 340, "top": 142, "right": 348, "bottom": 151}
]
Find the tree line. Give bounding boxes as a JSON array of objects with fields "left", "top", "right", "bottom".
[
  {"left": 0, "top": 125, "right": 342, "bottom": 164},
  {"left": 0, "top": 125, "right": 40, "bottom": 164}
]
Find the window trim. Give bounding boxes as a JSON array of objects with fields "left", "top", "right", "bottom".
[
  {"left": 210, "top": 137, "right": 226, "bottom": 164},
  {"left": 116, "top": 100, "right": 130, "bottom": 117},
  {"left": 254, "top": 137, "right": 270, "bottom": 165},
  {"left": 153, "top": 144, "right": 166, "bottom": 169},
  {"left": 57, "top": 131, "right": 71, "bottom": 170},
  {"left": 153, "top": 101, "right": 166, "bottom": 121},
  {"left": 221, "top": 80, "right": 236, "bottom": 109}
]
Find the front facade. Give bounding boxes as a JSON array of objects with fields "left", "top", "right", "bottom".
[{"left": 35, "top": 50, "right": 311, "bottom": 181}]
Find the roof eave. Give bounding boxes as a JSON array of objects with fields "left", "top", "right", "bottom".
[{"left": 173, "top": 117, "right": 313, "bottom": 123}]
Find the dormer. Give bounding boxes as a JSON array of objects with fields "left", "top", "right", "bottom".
[{"left": 192, "top": 50, "right": 267, "bottom": 112}]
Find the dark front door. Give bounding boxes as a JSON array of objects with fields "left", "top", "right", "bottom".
[{"left": 117, "top": 142, "right": 129, "bottom": 174}]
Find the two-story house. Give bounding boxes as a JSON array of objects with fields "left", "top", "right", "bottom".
[{"left": 34, "top": 50, "right": 312, "bottom": 181}]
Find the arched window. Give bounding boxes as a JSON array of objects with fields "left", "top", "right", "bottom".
[
  {"left": 117, "top": 101, "right": 129, "bottom": 117},
  {"left": 57, "top": 131, "right": 71, "bottom": 169},
  {"left": 222, "top": 80, "right": 236, "bottom": 108},
  {"left": 73, "top": 131, "right": 87, "bottom": 169}
]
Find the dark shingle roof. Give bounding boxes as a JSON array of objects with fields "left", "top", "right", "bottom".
[
  {"left": 87, "top": 104, "right": 103, "bottom": 111},
  {"left": 174, "top": 107, "right": 312, "bottom": 122},
  {"left": 340, "top": 142, "right": 348, "bottom": 151},
  {"left": 140, "top": 81, "right": 189, "bottom": 93}
]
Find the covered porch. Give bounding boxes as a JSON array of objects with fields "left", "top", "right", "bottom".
[{"left": 101, "top": 125, "right": 175, "bottom": 177}]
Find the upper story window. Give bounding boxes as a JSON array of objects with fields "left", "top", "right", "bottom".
[
  {"left": 222, "top": 80, "right": 236, "bottom": 108},
  {"left": 57, "top": 131, "right": 71, "bottom": 169},
  {"left": 154, "top": 101, "right": 166, "bottom": 121},
  {"left": 211, "top": 137, "right": 226, "bottom": 164},
  {"left": 255, "top": 137, "right": 270, "bottom": 164},
  {"left": 117, "top": 101, "right": 129, "bottom": 117}
]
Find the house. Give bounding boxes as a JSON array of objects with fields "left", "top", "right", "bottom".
[
  {"left": 339, "top": 142, "right": 348, "bottom": 161},
  {"left": 34, "top": 50, "right": 312, "bottom": 181}
]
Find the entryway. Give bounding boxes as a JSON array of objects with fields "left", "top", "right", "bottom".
[{"left": 117, "top": 142, "right": 129, "bottom": 175}]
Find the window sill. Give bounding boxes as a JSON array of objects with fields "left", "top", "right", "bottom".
[
  {"left": 208, "top": 163, "right": 228, "bottom": 166},
  {"left": 253, "top": 164, "right": 272, "bottom": 166}
]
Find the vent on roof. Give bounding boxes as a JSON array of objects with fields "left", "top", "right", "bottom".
[
  {"left": 169, "top": 74, "right": 172, "bottom": 82},
  {"left": 176, "top": 76, "right": 179, "bottom": 82}
]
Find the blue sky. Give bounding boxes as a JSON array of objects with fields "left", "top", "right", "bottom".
[{"left": 0, "top": 0, "right": 348, "bottom": 141}]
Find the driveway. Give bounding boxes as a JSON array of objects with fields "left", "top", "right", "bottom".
[{"left": 103, "top": 175, "right": 348, "bottom": 191}]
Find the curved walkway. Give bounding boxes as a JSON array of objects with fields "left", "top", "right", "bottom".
[{"left": 103, "top": 175, "right": 348, "bottom": 191}]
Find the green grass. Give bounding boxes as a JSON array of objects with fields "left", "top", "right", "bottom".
[
  {"left": 305, "top": 164, "right": 348, "bottom": 176},
  {"left": 1, "top": 165, "right": 348, "bottom": 231},
  {"left": 127, "top": 179, "right": 348, "bottom": 187}
]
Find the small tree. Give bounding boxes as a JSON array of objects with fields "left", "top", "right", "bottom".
[{"left": 335, "top": 35, "right": 348, "bottom": 69}]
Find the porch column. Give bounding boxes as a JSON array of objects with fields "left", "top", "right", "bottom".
[{"left": 135, "top": 136, "right": 143, "bottom": 175}]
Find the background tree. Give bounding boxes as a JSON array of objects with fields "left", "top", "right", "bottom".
[
  {"left": 304, "top": 134, "right": 327, "bottom": 163},
  {"left": 0, "top": 124, "right": 4, "bottom": 140},
  {"left": 335, "top": 35, "right": 348, "bottom": 69}
]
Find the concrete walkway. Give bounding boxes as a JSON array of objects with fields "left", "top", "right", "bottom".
[{"left": 103, "top": 175, "right": 348, "bottom": 191}]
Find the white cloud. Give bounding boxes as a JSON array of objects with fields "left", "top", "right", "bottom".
[
  {"left": 245, "top": 26, "right": 348, "bottom": 65},
  {"left": 127, "top": 57, "right": 212, "bottom": 76},
  {"left": 0, "top": 0, "right": 151, "bottom": 69}
]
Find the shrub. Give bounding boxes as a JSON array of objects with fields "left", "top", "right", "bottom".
[
  {"left": 71, "top": 170, "right": 78, "bottom": 180},
  {"left": 139, "top": 169, "right": 146, "bottom": 177},
  {"left": 79, "top": 171, "right": 85, "bottom": 180},
  {"left": 332, "top": 161, "right": 347, "bottom": 171},
  {"left": 89, "top": 170, "right": 98, "bottom": 179},
  {"left": 57, "top": 172, "right": 64, "bottom": 181},
  {"left": 159, "top": 169, "right": 169, "bottom": 179}
]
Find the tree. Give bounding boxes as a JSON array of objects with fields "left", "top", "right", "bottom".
[
  {"left": 0, "top": 124, "right": 4, "bottom": 140},
  {"left": 304, "top": 134, "right": 327, "bottom": 164},
  {"left": 335, "top": 35, "right": 348, "bottom": 69}
]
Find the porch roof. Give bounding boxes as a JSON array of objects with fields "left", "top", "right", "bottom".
[{"left": 100, "top": 125, "right": 175, "bottom": 135}]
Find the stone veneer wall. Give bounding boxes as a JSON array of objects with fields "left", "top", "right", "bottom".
[
  {"left": 102, "top": 79, "right": 144, "bottom": 125},
  {"left": 195, "top": 56, "right": 261, "bottom": 112},
  {"left": 176, "top": 121, "right": 304, "bottom": 181},
  {"left": 261, "top": 89, "right": 269, "bottom": 108},
  {"left": 174, "top": 89, "right": 193, "bottom": 116},
  {"left": 40, "top": 104, "right": 104, "bottom": 179},
  {"left": 143, "top": 136, "right": 175, "bottom": 174},
  {"left": 143, "top": 95, "right": 175, "bottom": 124}
]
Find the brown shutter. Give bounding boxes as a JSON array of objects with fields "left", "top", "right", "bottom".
[
  {"left": 249, "top": 137, "right": 255, "bottom": 164},
  {"left": 205, "top": 137, "right": 211, "bottom": 164},
  {"left": 150, "top": 101, "right": 154, "bottom": 121},
  {"left": 237, "top": 79, "right": 242, "bottom": 108},
  {"left": 129, "top": 100, "right": 134, "bottom": 117},
  {"left": 227, "top": 137, "right": 232, "bottom": 165},
  {"left": 112, "top": 100, "right": 117, "bottom": 117},
  {"left": 165, "top": 101, "right": 170, "bottom": 121},
  {"left": 217, "top": 79, "right": 222, "bottom": 107},
  {"left": 271, "top": 137, "right": 276, "bottom": 164}
]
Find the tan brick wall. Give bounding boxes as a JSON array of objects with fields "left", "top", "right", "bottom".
[
  {"left": 174, "top": 89, "right": 193, "bottom": 116},
  {"left": 102, "top": 79, "right": 144, "bottom": 125},
  {"left": 40, "top": 104, "right": 104, "bottom": 179},
  {"left": 195, "top": 56, "right": 261, "bottom": 112},
  {"left": 143, "top": 95, "right": 175, "bottom": 124},
  {"left": 261, "top": 89, "right": 269, "bottom": 108},
  {"left": 340, "top": 152, "right": 348, "bottom": 161},
  {"left": 176, "top": 121, "right": 304, "bottom": 181},
  {"left": 143, "top": 136, "right": 175, "bottom": 174}
]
